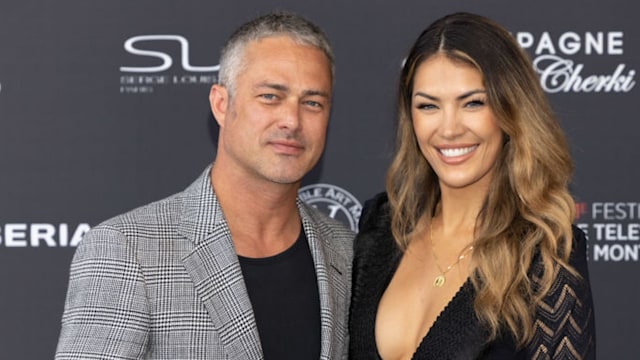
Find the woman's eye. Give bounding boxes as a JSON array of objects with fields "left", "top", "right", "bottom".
[
  {"left": 465, "top": 99, "right": 485, "bottom": 108},
  {"left": 416, "top": 103, "right": 437, "bottom": 110}
]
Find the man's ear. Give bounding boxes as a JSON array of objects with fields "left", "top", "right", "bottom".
[{"left": 209, "top": 84, "right": 229, "bottom": 127}]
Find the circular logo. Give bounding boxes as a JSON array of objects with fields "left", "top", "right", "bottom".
[{"left": 299, "top": 183, "right": 362, "bottom": 232}]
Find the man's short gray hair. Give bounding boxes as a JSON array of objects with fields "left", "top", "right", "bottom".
[{"left": 218, "top": 12, "right": 334, "bottom": 95}]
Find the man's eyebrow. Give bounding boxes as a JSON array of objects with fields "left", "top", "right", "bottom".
[
  {"left": 255, "top": 82, "right": 289, "bottom": 92},
  {"left": 302, "top": 89, "right": 331, "bottom": 99},
  {"left": 255, "top": 82, "right": 330, "bottom": 99}
]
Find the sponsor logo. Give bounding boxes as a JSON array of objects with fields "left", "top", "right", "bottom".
[
  {"left": 119, "top": 34, "right": 219, "bottom": 94},
  {"left": 0, "top": 223, "right": 90, "bottom": 248},
  {"left": 299, "top": 183, "right": 362, "bottom": 232},
  {"left": 575, "top": 202, "right": 640, "bottom": 262},
  {"left": 515, "top": 31, "right": 636, "bottom": 93}
]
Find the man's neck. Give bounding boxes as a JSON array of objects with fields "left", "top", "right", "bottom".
[{"left": 210, "top": 164, "right": 302, "bottom": 258}]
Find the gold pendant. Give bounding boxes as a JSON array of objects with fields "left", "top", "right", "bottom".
[{"left": 434, "top": 275, "right": 446, "bottom": 287}]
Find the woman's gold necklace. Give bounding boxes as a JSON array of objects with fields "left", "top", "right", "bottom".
[{"left": 429, "top": 221, "right": 474, "bottom": 288}]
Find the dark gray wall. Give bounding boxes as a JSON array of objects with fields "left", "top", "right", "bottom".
[{"left": 0, "top": 0, "right": 637, "bottom": 358}]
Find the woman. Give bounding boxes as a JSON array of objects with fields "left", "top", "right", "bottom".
[{"left": 349, "top": 12, "right": 595, "bottom": 359}]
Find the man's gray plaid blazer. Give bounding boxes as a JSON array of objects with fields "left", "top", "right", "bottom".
[{"left": 55, "top": 167, "right": 355, "bottom": 359}]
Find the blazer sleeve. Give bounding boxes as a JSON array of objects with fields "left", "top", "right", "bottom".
[
  {"left": 55, "top": 225, "right": 150, "bottom": 360},
  {"left": 526, "top": 226, "right": 596, "bottom": 359}
]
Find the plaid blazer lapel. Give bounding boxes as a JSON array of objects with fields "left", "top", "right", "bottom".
[
  {"left": 298, "top": 200, "right": 352, "bottom": 360},
  {"left": 178, "top": 168, "right": 263, "bottom": 360}
]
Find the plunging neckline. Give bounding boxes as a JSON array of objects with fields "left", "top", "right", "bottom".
[{"left": 373, "top": 251, "right": 473, "bottom": 360}]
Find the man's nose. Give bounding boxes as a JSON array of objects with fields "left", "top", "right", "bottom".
[{"left": 278, "top": 100, "right": 302, "bottom": 130}]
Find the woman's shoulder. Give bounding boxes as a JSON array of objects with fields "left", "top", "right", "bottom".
[
  {"left": 570, "top": 225, "right": 589, "bottom": 266},
  {"left": 552, "top": 225, "right": 591, "bottom": 285},
  {"left": 358, "top": 192, "right": 391, "bottom": 231},
  {"left": 529, "top": 225, "right": 590, "bottom": 280},
  {"left": 354, "top": 192, "right": 398, "bottom": 258}
]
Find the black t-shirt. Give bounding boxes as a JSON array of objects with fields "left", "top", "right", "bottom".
[{"left": 238, "top": 230, "right": 321, "bottom": 359}]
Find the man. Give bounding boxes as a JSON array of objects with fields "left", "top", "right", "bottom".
[{"left": 55, "top": 12, "right": 354, "bottom": 360}]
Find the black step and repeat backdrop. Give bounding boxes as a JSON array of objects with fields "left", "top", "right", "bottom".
[{"left": 1, "top": 0, "right": 638, "bottom": 358}]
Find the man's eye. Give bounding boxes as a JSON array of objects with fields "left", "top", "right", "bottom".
[
  {"left": 260, "top": 94, "right": 277, "bottom": 100},
  {"left": 305, "top": 100, "right": 322, "bottom": 108}
]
